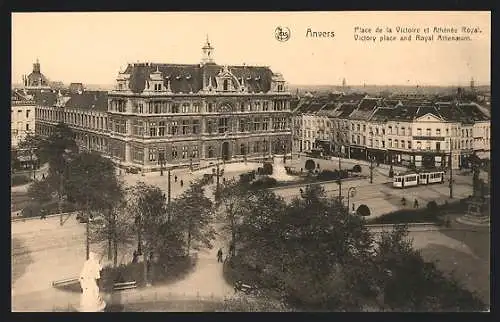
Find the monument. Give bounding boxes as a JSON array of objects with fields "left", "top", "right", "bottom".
[
  {"left": 271, "top": 159, "right": 296, "bottom": 182},
  {"left": 77, "top": 252, "right": 106, "bottom": 312}
]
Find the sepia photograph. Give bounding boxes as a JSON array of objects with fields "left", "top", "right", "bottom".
[{"left": 10, "top": 11, "right": 490, "bottom": 312}]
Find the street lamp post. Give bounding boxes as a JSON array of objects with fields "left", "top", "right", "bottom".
[
  {"left": 337, "top": 149, "right": 343, "bottom": 201},
  {"left": 369, "top": 155, "right": 375, "bottom": 184},
  {"left": 448, "top": 150, "right": 454, "bottom": 199},
  {"left": 347, "top": 187, "right": 356, "bottom": 213}
]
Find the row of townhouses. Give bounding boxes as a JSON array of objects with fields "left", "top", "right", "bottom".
[
  {"left": 26, "top": 39, "right": 294, "bottom": 172},
  {"left": 293, "top": 94, "right": 491, "bottom": 170}
]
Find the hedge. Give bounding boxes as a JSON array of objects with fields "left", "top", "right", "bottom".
[
  {"left": 21, "top": 200, "right": 77, "bottom": 218},
  {"left": 11, "top": 175, "right": 31, "bottom": 186},
  {"left": 317, "top": 169, "right": 349, "bottom": 181},
  {"left": 251, "top": 176, "right": 278, "bottom": 189}
]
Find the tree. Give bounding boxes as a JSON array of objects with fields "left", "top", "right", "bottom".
[
  {"left": 372, "top": 225, "right": 486, "bottom": 311},
  {"left": 304, "top": 159, "right": 316, "bottom": 173},
  {"left": 227, "top": 185, "right": 486, "bottom": 311},
  {"left": 44, "top": 122, "right": 78, "bottom": 179},
  {"left": 217, "top": 179, "right": 252, "bottom": 257},
  {"left": 65, "top": 151, "right": 124, "bottom": 261},
  {"left": 173, "top": 180, "right": 216, "bottom": 256},
  {"left": 27, "top": 178, "right": 52, "bottom": 204}
]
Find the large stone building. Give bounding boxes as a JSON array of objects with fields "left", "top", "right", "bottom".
[
  {"left": 35, "top": 39, "right": 293, "bottom": 172},
  {"left": 11, "top": 89, "right": 36, "bottom": 148},
  {"left": 294, "top": 94, "right": 491, "bottom": 169}
]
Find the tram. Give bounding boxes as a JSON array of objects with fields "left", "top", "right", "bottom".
[{"left": 393, "top": 170, "right": 445, "bottom": 188}]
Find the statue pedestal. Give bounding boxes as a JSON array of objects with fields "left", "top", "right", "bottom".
[{"left": 76, "top": 299, "right": 106, "bottom": 312}]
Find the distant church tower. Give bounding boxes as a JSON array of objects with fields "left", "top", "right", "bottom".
[
  {"left": 201, "top": 35, "right": 215, "bottom": 64},
  {"left": 342, "top": 77, "right": 347, "bottom": 88},
  {"left": 470, "top": 77, "right": 475, "bottom": 92}
]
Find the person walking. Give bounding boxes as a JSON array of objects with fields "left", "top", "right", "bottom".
[
  {"left": 180, "top": 180, "right": 184, "bottom": 187},
  {"left": 414, "top": 198, "right": 419, "bottom": 209},
  {"left": 217, "top": 248, "right": 223, "bottom": 263}
]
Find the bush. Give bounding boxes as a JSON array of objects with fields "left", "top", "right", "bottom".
[
  {"left": 251, "top": 176, "right": 278, "bottom": 189},
  {"left": 305, "top": 159, "right": 316, "bottom": 172},
  {"left": 427, "top": 201, "right": 439, "bottom": 213},
  {"left": 11, "top": 175, "right": 31, "bottom": 186},
  {"left": 369, "top": 208, "right": 439, "bottom": 224},
  {"left": 239, "top": 173, "right": 252, "bottom": 184},
  {"left": 257, "top": 167, "right": 263, "bottom": 175},
  {"left": 352, "top": 165, "right": 362, "bottom": 173},
  {"left": 263, "top": 163, "right": 273, "bottom": 175},
  {"left": 21, "top": 200, "right": 77, "bottom": 218},
  {"left": 356, "top": 204, "right": 371, "bottom": 217}
]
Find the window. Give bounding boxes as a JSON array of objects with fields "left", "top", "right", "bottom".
[
  {"left": 388, "top": 126, "right": 392, "bottom": 134},
  {"left": 263, "top": 102, "right": 269, "bottom": 111},
  {"left": 193, "top": 103, "right": 200, "bottom": 113},
  {"left": 382, "top": 128, "right": 385, "bottom": 135},
  {"left": 445, "top": 128, "right": 449, "bottom": 136},
  {"left": 388, "top": 139, "right": 393, "bottom": 148},
  {"left": 192, "top": 120, "right": 199, "bottom": 134},
  {"left": 351, "top": 124, "right": 355, "bottom": 131},
  {"left": 192, "top": 146, "right": 199, "bottom": 158},
  {"left": 154, "top": 102, "right": 161, "bottom": 114},
  {"left": 352, "top": 135, "right": 355, "bottom": 143},
  {"left": 149, "top": 122, "right": 157, "bottom": 137},
  {"left": 382, "top": 140, "right": 385, "bottom": 148},
  {"left": 171, "top": 121, "right": 178, "bottom": 135},
  {"left": 182, "top": 103, "right": 190, "bottom": 113},
  {"left": 172, "top": 104, "right": 179, "bottom": 113},
  {"left": 138, "top": 103, "right": 144, "bottom": 113},
  {"left": 149, "top": 149, "right": 157, "bottom": 162},
  {"left": 262, "top": 119, "right": 268, "bottom": 131},
  {"left": 436, "top": 128, "right": 441, "bottom": 136},
  {"left": 401, "top": 127, "right": 405, "bottom": 136},
  {"left": 208, "top": 146, "right": 214, "bottom": 158},
  {"left": 182, "top": 120, "right": 190, "bottom": 135},
  {"left": 375, "top": 128, "right": 379, "bottom": 135},
  {"left": 395, "top": 126, "right": 398, "bottom": 135},
  {"left": 158, "top": 121, "right": 166, "bottom": 136},
  {"left": 182, "top": 146, "right": 188, "bottom": 159},
  {"left": 218, "top": 118, "right": 228, "bottom": 133},
  {"left": 171, "top": 146, "right": 178, "bottom": 159},
  {"left": 408, "top": 141, "right": 411, "bottom": 149},
  {"left": 223, "top": 79, "right": 229, "bottom": 91},
  {"left": 357, "top": 124, "right": 360, "bottom": 131},
  {"left": 416, "top": 141, "right": 422, "bottom": 149},
  {"left": 394, "top": 139, "right": 398, "bottom": 148},
  {"left": 401, "top": 140, "right": 405, "bottom": 149},
  {"left": 363, "top": 124, "right": 366, "bottom": 132},
  {"left": 208, "top": 103, "right": 213, "bottom": 113},
  {"left": 436, "top": 142, "right": 441, "bottom": 151},
  {"left": 26, "top": 124, "right": 30, "bottom": 131},
  {"left": 426, "top": 128, "right": 431, "bottom": 136},
  {"left": 26, "top": 110, "right": 30, "bottom": 118},
  {"left": 132, "top": 120, "right": 144, "bottom": 136},
  {"left": 417, "top": 128, "right": 422, "bottom": 136},
  {"left": 132, "top": 147, "right": 144, "bottom": 163},
  {"left": 277, "top": 84, "right": 283, "bottom": 91}
]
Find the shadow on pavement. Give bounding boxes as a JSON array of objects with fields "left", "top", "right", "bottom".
[{"left": 11, "top": 237, "right": 34, "bottom": 285}]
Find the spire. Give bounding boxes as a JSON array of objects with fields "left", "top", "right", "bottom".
[
  {"left": 33, "top": 58, "right": 41, "bottom": 73},
  {"left": 201, "top": 36, "right": 215, "bottom": 64}
]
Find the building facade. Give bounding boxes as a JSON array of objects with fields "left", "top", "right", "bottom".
[
  {"left": 34, "top": 39, "right": 293, "bottom": 172},
  {"left": 294, "top": 95, "right": 490, "bottom": 170},
  {"left": 11, "top": 90, "right": 36, "bottom": 148}
]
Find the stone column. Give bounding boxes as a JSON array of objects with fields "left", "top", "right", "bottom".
[{"left": 201, "top": 142, "right": 206, "bottom": 159}]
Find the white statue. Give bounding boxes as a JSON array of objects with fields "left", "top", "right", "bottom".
[{"left": 78, "top": 252, "right": 106, "bottom": 312}]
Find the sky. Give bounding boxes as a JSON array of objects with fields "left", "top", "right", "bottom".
[{"left": 12, "top": 11, "right": 491, "bottom": 86}]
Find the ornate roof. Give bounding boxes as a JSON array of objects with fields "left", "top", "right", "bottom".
[{"left": 121, "top": 63, "right": 275, "bottom": 94}]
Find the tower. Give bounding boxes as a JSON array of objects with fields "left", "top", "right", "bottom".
[
  {"left": 201, "top": 35, "right": 215, "bottom": 64},
  {"left": 33, "top": 58, "right": 41, "bottom": 73},
  {"left": 342, "top": 77, "right": 346, "bottom": 88},
  {"left": 470, "top": 77, "right": 475, "bottom": 92}
]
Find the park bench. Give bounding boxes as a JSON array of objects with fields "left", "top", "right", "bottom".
[
  {"left": 113, "top": 281, "right": 137, "bottom": 291},
  {"left": 234, "top": 280, "right": 258, "bottom": 295}
]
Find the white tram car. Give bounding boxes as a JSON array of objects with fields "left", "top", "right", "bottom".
[{"left": 393, "top": 170, "right": 445, "bottom": 188}]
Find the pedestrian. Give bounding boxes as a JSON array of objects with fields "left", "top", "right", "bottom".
[
  {"left": 174, "top": 175, "right": 178, "bottom": 183},
  {"left": 132, "top": 250, "right": 139, "bottom": 264},
  {"left": 217, "top": 248, "right": 223, "bottom": 263},
  {"left": 229, "top": 242, "right": 235, "bottom": 257},
  {"left": 414, "top": 199, "right": 419, "bottom": 208},
  {"left": 300, "top": 168, "right": 303, "bottom": 173},
  {"left": 223, "top": 177, "right": 226, "bottom": 183},
  {"left": 180, "top": 180, "right": 184, "bottom": 187},
  {"left": 42, "top": 173, "right": 45, "bottom": 180}
]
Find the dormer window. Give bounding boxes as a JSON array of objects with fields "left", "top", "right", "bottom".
[
  {"left": 223, "top": 79, "right": 229, "bottom": 91},
  {"left": 118, "top": 84, "right": 123, "bottom": 90},
  {"left": 278, "top": 84, "right": 283, "bottom": 92}
]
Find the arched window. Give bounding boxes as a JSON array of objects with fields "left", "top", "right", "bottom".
[
  {"left": 208, "top": 146, "right": 214, "bottom": 158},
  {"left": 223, "top": 79, "right": 229, "bottom": 91},
  {"left": 240, "top": 144, "right": 246, "bottom": 155}
]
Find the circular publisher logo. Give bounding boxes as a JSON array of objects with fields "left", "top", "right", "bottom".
[{"left": 275, "top": 26, "right": 291, "bottom": 42}]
